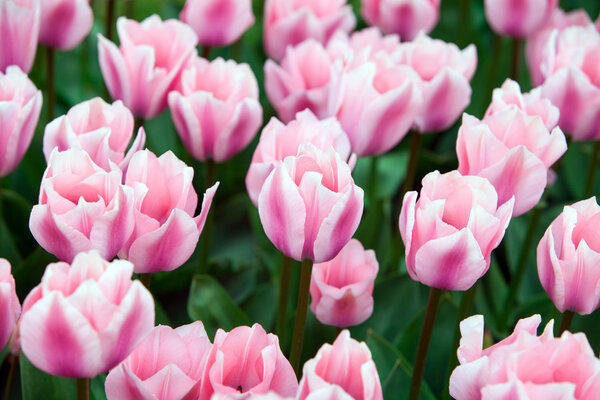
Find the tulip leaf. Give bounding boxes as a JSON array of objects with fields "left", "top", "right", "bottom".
[{"left": 20, "top": 355, "right": 76, "bottom": 400}]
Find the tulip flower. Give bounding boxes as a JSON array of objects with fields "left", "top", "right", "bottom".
[
  {"left": 246, "top": 109, "right": 351, "bottom": 206},
  {"left": 29, "top": 148, "right": 135, "bottom": 263},
  {"left": 400, "top": 170, "right": 514, "bottom": 291},
  {"left": 19, "top": 251, "right": 155, "bottom": 378},
  {"left": 38, "top": 0, "right": 92, "bottom": 50},
  {"left": 43, "top": 97, "right": 145, "bottom": 171},
  {"left": 484, "top": 0, "right": 558, "bottom": 38},
  {"left": 98, "top": 15, "right": 198, "bottom": 119},
  {"left": 361, "top": 0, "right": 440, "bottom": 41},
  {"left": 0, "top": 66, "right": 42, "bottom": 177},
  {"left": 450, "top": 314, "right": 600, "bottom": 399},
  {"left": 297, "top": 330, "right": 382, "bottom": 400},
  {"left": 180, "top": 0, "right": 254, "bottom": 47},
  {"left": 0, "top": 259, "right": 20, "bottom": 350},
  {"left": 310, "top": 239, "right": 378, "bottom": 327},
  {"left": 0, "top": 0, "right": 40, "bottom": 73},
  {"left": 169, "top": 57, "right": 262, "bottom": 163},
  {"left": 105, "top": 322, "right": 212, "bottom": 400}
]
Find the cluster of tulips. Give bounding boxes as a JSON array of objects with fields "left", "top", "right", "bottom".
[{"left": 1, "top": 0, "right": 600, "bottom": 399}]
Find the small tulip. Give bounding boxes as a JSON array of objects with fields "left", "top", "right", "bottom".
[
  {"left": 0, "top": 259, "right": 20, "bottom": 350},
  {"left": 484, "top": 0, "right": 558, "bottom": 38},
  {"left": 19, "top": 251, "right": 155, "bottom": 378},
  {"left": 39, "top": 0, "right": 93, "bottom": 50},
  {"left": 0, "top": 0, "right": 40, "bottom": 73},
  {"left": 361, "top": 0, "right": 440, "bottom": 41}
]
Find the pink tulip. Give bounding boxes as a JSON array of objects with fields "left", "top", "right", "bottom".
[
  {"left": 537, "top": 198, "right": 600, "bottom": 315},
  {"left": 326, "top": 28, "right": 401, "bottom": 61},
  {"left": 263, "top": 0, "right": 356, "bottom": 61},
  {"left": 199, "top": 324, "right": 297, "bottom": 400},
  {"left": 456, "top": 110, "right": 567, "bottom": 216},
  {"left": 0, "top": 259, "right": 20, "bottom": 350},
  {"left": 258, "top": 144, "right": 363, "bottom": 263},
  {"left": 0, "top": 66, "right": 42, "bottom": 177},
  {"left": 29, "top": 148, "right": 135, "bottom": 263},
  {"left": 484, "top": 0, "right": 558, "bottom": 38},
  {"left": 43, "top": 97, "right": 145, "bottom": 171},
  {"left": 297, "top": 330, "right": 382, "bottom": 400},
  {"left": 361, "top": 0, "right": 440, "bottom": 41},
  {"left": 394, "top": 33, "right": 477, "bottom": 133},
  {"left": 211, "top": 393, "right": 291, "bottom": 400},
  {"left": 180, "top": 0, "right": 254, "bottom": 47},
  {"left": 120, "top": 150, "right": 217, "bottom": 273},
  {"left": 246, "top": 109, "right": 351, "bottom": 206},
  {"left": 105, "top": 322, "right": 212, "bottom": 400},
  {"left": 19, "top": 251, "right": 154, "bottom": 378},
  {"left": 98, "top": 15, "right": 198, "bottom": 119},
  {"left": 39, "top": 0, "right": 93, "bottom": 50},
  {"left": 449, "top": 314, "right": 600, "bottom": 399},
  {"left": 169, "top": 57, "right": 263, "bottom": 163},
  {"left": 399, "top": 170, "right": 514, "bottom": 291},
  {"left": 310, "top": 239, "right": 378, "bottom": 327},
  {"left": 0, "top": 0, "right": 40, "bottom": 73}
]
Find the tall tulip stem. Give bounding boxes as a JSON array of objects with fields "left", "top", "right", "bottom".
[
  {"left": 46, "top": 47, "right": 55, "bottom": 123},
  {"left": 401, "top": 130, "right": 422, "bottom": 200},
  {"left": 3, "top": 353, "right": 18, "bottom": 400},
  {"left": 558, "top": 310, "right": 575, "bottom": 336},
  {"left": 409, "top": 287, "right": 442, "bottom": 400},
  {"left": 126, "top": 0, "right": 134, "bottom": 18},
  {"left": 77, "top": 378, "right": 89, "bottom": 400},
  {"left": 276, "top": 255, "right": 293, "bottom": 340},
  {"left": 198, "top": 160, "right": 216, "bottom": 275},
  {"left": 486, "top": 35, "right": 502, "bottom": 100},
  {"left": 368, "top": 156, "right": 379, "bottom": 206},
  {"left": 289, "top": 259, "right": 313, "bottom": 375},
  {"left": 105, "top": 0, "right": 116, "bottom": 41},
  {"left": 458, "top": 0, "right": 471, "bottom": 46},
  {"left": 584, "top": 141, "right": 600, "bottom": 198},
  {"left": 510, "top": 39, "right": 522, "bottom": 81}
]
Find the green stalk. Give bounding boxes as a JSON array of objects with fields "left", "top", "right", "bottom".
[
  {"left": 105, "top": 0, "right": 116, "bottom": 41},
  {"left": 276, "top": 255, "right": 293, "bottom": 340},
  {"left": 458, "top": 0, "right": 471, "bottom": 47},
  {"left": 198, "top": 160, "right": 216, "bottom": 275},
  {"left": 584, "top": 141, "right": 600, "bottom": 198},
  {"left": 77, "top": 378, "right": 89, "bottom": 400},
  {"left": 289, "top": 259, "right": 313, "bottom": 375},
  {"left": 3, "top": 353, "right": 18, "bottom": 400},
  {"left": 400, "top": 130, "right": 423, "bottom": 200},
  {"left": 126, "top": 0, "right": 134, "bottom": 18},
  {"left": 368, "top": 156, "right": 379, "bottom": 206},
  {"left": 510, "top": 39, "right": 522, "bottom": 82},
  {"left": 46, "top": 47, "right": 55, "bottom": 123},
  {"left": 557, "top": 310, "right": 575, "bottom": 336},
  {"left": 486, "top": 35, "right": 502, "bottom": 102}
]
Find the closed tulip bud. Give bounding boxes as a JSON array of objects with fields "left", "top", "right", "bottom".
[
  {"left": 0, "top": 0, "right": 40, "bottom": 73},
  {"left": 361, "top": 0, "right": 440, "bottom": 41},
  {"left": 0, "top": 259, "right": 20, "bottom": 350},
  {"left": 39, "top": 0, "right": 93, "bottom": 50},
  {"left": 484, "top": 0, "right": 558, "bottom": 38}
]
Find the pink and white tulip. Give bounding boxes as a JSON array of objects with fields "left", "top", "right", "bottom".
[
  {"left": 361, "top": 0, "right": 440, "bottom": 41},
  {"left": 258, "top": 144, "right": 363, "bottom": 263},
  {"left": 0, "top": 0, "right": 40, "bottom": 73},
  {"left": 297, "top": 330, "right": 382, "bottom": 400},
  {"left": 98, "top": 15, "right": 198, "bottom": 119},
  {"left": 105, "top": 322, "right": 212, "bottom": 400},
  {"left": 39, "top": 0, "right": 93, "bottom": 50},
  {"left": 310, "top": 239, "right": 378, "bottom": 327},
  {"left": 399, "top": 170, "right": 514, "bottom": 291},
  {"left": 169, "top": 57, "right": 262, "bottom": 163},
  {"left": 0, "top": 259, "right": 20, "bottom": 350},
  {"left": 484, "top": 0, "right": 558, "bottom": 38},
  {"left": 19, "top": 252, "right": 154, "bottom": 378}
]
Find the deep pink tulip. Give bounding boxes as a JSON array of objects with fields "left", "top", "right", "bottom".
[
  {"left": 263, "top": 0, "right": 355, "bottom": 61},
  {"left": 180, "top": 0, "right": 254, "bottom": 47},
  {"left": 297, "top": 330, "right": 382, "bottom": 400},
  {"left": 310, "top": 239, "right": 378, "bottom": 327},
  {"left": 29, "top": 148, "right": 135, "bottom": 263},
  {"left": 361, "top": 0, "right": 440, "bottom": 41},
  {"left": 198, "top": 324, "right": 297, "bottom": 400},
  {"left": 169, "top": 57, "right": 262, "bottom": 163},
  {"left": 98, "top": 15, "right": 198, "bottom": 119},
  {"left": 0, "top": 66, "right": 42, "bottom": 177},
  {"left": 39, "top": 0, "right": 93, "bottom": 50},
  {"left": 0, "top": 259, "right": 20, "bottom": 350},
  {"left": 456, "top": 110, "right": 567, "bottom": 216},
  {"left": 105, "top": 322, "right": 212, "bottom": 400},
  {"left": 258, "top": 144, "right": 363, "bottom": 263},
  {"left": 43, "top": 97, "right": 145, "bottom": 171},
  {"left": 400, "top": 171, "right": 514, "bottom": 291},
  {"left": 246, "top": 110, "right": 351, "bottom": 206},
  {"left": 484, "top": 0, "right": 558, "bottom": 38},
  {"left": 0, "top": 0, "right": 40, "bottom": 73},
  {"left": 450, "top": 314, "right": 600, "bottom": 399},
  {"left": 19, "top": 251, "right": 154, "bottom": 378},
  {"left": 537, "top": 198, "right": 600, "bottom": 315}
]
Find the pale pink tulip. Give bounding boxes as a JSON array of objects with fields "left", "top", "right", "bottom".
[
  {"left": 450, "top": 315, "right": 600, "bottom": 399},
  {"left": 199, "top": 324, "right": 297, "bottom": 400},
  {"left": 98, "top": 15, "right": 198, "bottom": 119},
  {"left": 400, "top": 170, "right": 514, "bottom": 291},
  {"left": 0, "top": 259, "right": 20, "bottom": 350},
  {"left": 19, "top": 251, "right": 154, "bottom": 378},
  {"left": 105, "top": 322, "right": 212, "bottom": 400},
  {"left": 0, "top": 0, "right": 40, "bottom": 73},
  {"left": 29, "top": 148, "right": 135, "bottom": 262},
  {"left": 211, "top": 393, "right": 292, "bottom": 400},
  {"left": 326, "top": 28, "right": 401, "bottom": 61},
  {"left": 180, "top": 0, "right": 254, "bottom": 47},
  {"left": 484, "top": 0, "right": 558, "bottom": 38},
  {"left": 246, "top": 110, "right": 351, "bottom": 206},
  {"left": 258, "top": 144, "right": 363, "bottom": 263},
  {"left": 537, "top": 198, "right": 600, "bottom": 315},
  {"left": 297, "top": 330, "right": 382, "bottom": 400},
  {"left": 120, "top": 150, "right": 217, "bottom": 273},
  {"left": 361, "top": 0, "right": 440, "bottom": 41},
  {"left": 43, "top": 97, "right": 145, "bottom": 171},
  {"left": 39, "top": 0, "right": 93, "bottom": 50},
  {"left": 456, "top": 110, "right": 566, "bottom": 216},
  {"left": 169, "top": 57, "right": 262, "bottom": 163},
  {"left": 263, "top": 0, "right": 355, "bottom": 61},
  {"left": 0, "top": 66, "right": 42, "bottom": 177},
  {"left": 310, "top": 239, "right": 378, "bottom": 327}
]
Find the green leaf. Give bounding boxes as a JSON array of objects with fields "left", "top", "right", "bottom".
[{"left": 20, "top": 355, "right": 75, "bottom": 400}]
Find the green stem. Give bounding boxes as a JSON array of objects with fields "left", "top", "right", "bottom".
[
  {"left": 510, "top": 38, "right": 522, "bottom": 82},
  {"left": 584, "top": 141, "right": 600, "bottom": 198},
  {"left": 105, "top": 0, "right": 115, "bottom": 41},
  {"left": 289, "top": 259, "right": 313, "bottom": 375},
  {"left": 368, "top": 156, "right": 378, "bottom": 206},
  {"left": 409, "top": 287, "right": 442, "bottom": 400},
  {"left": 401, "top": 130, "right": 422, "bottom": 200},
  {"left": 77, "top": 378, "right": 89, "bottom": 400},
  {"left": 276, "top": 255, "right": 293, "bottom": 340},
  {"left": 3, "top": 353, "right": 18, "bottom": 400},
  {"left": 139, "top": 273, "right": 152, "bottom": 290},
  {"left": 198, "top": 160, "right": 216, "bottom": 275},
  {"left": 201, "top": 46, "right": 211, "bottom": 60},
  {"left": 458, "top": 0, "right": 471, "bottom": 47},
  {"left": 486, "top": 35, "right": 502, "bottom": 102},
  {"left": 558, "top": 310, "right": 575, "bottom": 336},
  {"left": 126, "top": 0, "right": 134, "bottom": 18},
  {"left": 46, "top": 46, "right": 55, "bottom": 123},
  {"left": 134, "top": 118, "right": 144, "bottom": 135}
]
